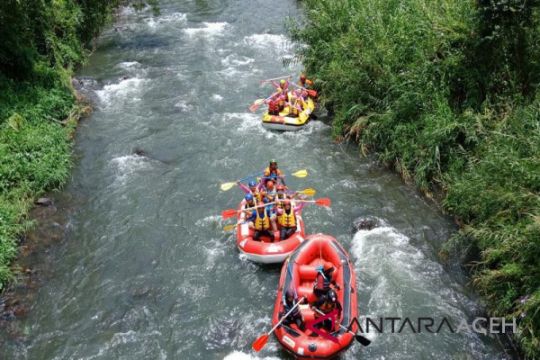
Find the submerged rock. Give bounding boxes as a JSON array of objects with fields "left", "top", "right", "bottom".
[
  {"left": 353, "top": 216, "right": 381, "bottom": 231},
  {"left": 133, "top": 147, "right": 147, "bottom": 157}
]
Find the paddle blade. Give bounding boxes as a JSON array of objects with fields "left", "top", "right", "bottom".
[
  {"left": 292, "top": 169, "right": 308, "bottom": 178},
  {"left": 223, "top": 224, "right": 236, "bottom": 231},
  {"left": 221, "top": 209, "right": 238, "bottom": 219},
  {"left": 249, "top": 103, "right": 260, "bottom": 112},
  {"left": 355, "top": 334, "right": 371, "bottom": 346},
  {"left": 315, "top": 198, "right": 331, "bottom": 207},
  {"left": 220, "top": 182, "right": 236, "bottom": 191},
  {"left": 249, "top": 99, "right": 264, "bottom": 112},
  {"left": 298, "top": 188, "right": 316, "bottom": 196},
  {"left": 252, "top": 334, "right": 269, "bottom": 352}
]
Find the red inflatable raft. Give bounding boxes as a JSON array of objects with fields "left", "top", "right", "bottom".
[
  {"left": 236, "top": 199, "right": 306, "bottom": 263},
  {"left": 272, "top": 234, "right": 358, "bottom": 359}
]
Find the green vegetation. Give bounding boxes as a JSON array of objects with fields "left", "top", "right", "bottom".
[
  {"left": 0, "top": 0, "right": 122, "bottom": 289},
  {"left": 292, "top": 0, "right": 540, "bottom": 357}
]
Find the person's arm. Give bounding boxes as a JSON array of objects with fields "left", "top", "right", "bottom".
[
  {"left": 294, "top": 202, "right": 305, "bottom": 213},
  {"left": 237, "top": 182, "right": 250, "bottom": 194}
]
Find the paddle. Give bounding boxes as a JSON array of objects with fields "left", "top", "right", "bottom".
[
  {"left": 313, "top": 309, "right": 371, "bottom": 346},
  {"left": 290, "top": 82, "right": 317, "bottom": 98},
  {"left": 249, "top": 94, "right": 275, "bottom": 112},
  {"left": 296, "top": 198, "right": 332, "bottom": 207},
  {"left": 252, "top": 296, "right": 305, "bottom": 352},
  {"left": 221, "top": 201, "right": 278, "bottom": 219},
  {"left": 261, "top": 169, "right": 308, "bottom": 180},
  {"left": 220, "top": 172, "right": 263, "bottom": 192},
  {"left": 293, "top": 188, "right": 316, "bottom": 197},
  {"left": 223, "top": 222, "right": 243, "bottom": 231},
  {"left": 260, "top": 75, "right": 292, "bottom": 85}
]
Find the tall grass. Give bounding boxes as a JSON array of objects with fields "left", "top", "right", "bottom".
[{"left": 292, "top": 0, "right": 540, "bottom": 357}]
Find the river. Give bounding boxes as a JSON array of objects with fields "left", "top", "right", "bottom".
[{"left": 0, "top": 0, "right": 508, "bottom": 359}]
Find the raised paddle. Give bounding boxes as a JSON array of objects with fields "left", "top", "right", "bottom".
[
  {"left": 296, "top": 197, "right": 332, "bottom": 207},
  {"left": 221, "top": 201, "right": 278, "bottom": 219},
  {"left": 313, "top": 309, "right": 371, "bottom": 346},
  {"left": 261, "top": 169, "right": 308, "bottom": 180},
  {"left": 260, "top": 75, "right": 292, "bottom": 85},
  {"left": 290, "top": 82, "right": 317, "bottom": 98},
  {"left": 220, "top": 172, "right": 263, "bottom": 191},
  {"left": 252, "top": 296, "right": 305, "bottom": 352}
]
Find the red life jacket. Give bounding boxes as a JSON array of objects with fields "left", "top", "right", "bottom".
[
  {"left": 268, "top": 101, "right": 279, "bottom": 113},
  {"left": 314, "top": 270, "right": 331, "bottom": 292}
]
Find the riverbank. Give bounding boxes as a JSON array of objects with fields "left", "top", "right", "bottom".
[
  {"left": 292, "top": 0, "right": 540, "bottom": 357},
  {"left": 0, "top": 1, "right": 123, "bottom": 289}
]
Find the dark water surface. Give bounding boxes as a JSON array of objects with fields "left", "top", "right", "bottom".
[{"left": 1, "top": 1, "right": 508, "bottom": 359}]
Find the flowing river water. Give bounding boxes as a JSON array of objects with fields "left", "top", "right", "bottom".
[{"left": 0, "top": 1, "right": 510, "bottom": 359}]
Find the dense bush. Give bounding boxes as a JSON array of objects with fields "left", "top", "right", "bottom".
[
  {"left": 0, "top": 0, "right": 120, "bottom": 288},
  {"left": 292, "top": 0, "right": 540, "bottom": 357}
]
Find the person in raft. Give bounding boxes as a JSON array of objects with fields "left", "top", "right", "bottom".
[
  {"left": 287, "top": 92, "right": 306, "bottom": 118},
  {"left": 298, "top": 73, "right": 318, "bottom": 99},
  {"left": 313, "top": 263, "right": 341, "bottom": 298},
  {"left": 251, "top": 202, "right": 275, "bottom": 241},
  {"left": 280, "top": 289, "right": 306, "bottom": 331},
  {"left": 276, "top": 200, "right": 304, "bottom": 240},
  {"left": 311, "top": 289, "right": 342, "bottom": 332},
  {"left": 242, "top": 194, "right": 257, "bottom": 224},
  {"left": 274, "top": 184, "right": 288, "bottom": 210},
  {"left": 267, "top": 98, "right": 280, "bottom": 115},
  {"left": 264, "top": 180, "right": 277, "bottom": 202},
  {"left": 298, "top": 73, "right": 313, "bottom": 89},
  {"left": 262, "top": 197, "right": 279, "bottom": 233},
  {"left": 238, "top": 179, "right": 263, "bottom": 203},
  {"left": 272, "top": 78, "right": 289, "bottom": 93},
  {"left": 263, "top": 159, "right": 285, "bottom": 185}
]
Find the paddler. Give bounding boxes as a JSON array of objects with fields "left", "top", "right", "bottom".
[
  {"left": 238, "top": 179, "right": 263, "bottom": 203},
  {"left": 250, "top": 204, "right": 275, "bottom": 242},
  {"left": 263, "top": 159, "right": 285, "bottom": 185},
  {"left": 275, "top": 184, "right": 288, "bottom": 210},
  {"left": 267, "top": 99, "right": 280, "bottom": 115},
  {"left": 311, "top": 289, "right": 342, "bottom": 332},
  {"left": 298, "top": 73, "right": 318, "bottom": 98},
  {"left": 276, "top": 200, "right": 304, "bottom": 241},
  {"left": 243, "top": 194, "right": 257, "bottom": 225},
  {"left": 313, "top": 262, "right": 340, "bottom": 297},
  {"left": 287, "top": 92, "right": 305, "bottom": 118},
  {"left": 272, "top": 78, "right": 289, "bottom": 93},
  {"left": 265, "top": 180, "right": 277, "bottom": 202},
  {"left": 298, "top": 73, "right": 313, "bottom": 89},
  {"left": 280, "top": 289, "right": 306, "bottom": 331}
]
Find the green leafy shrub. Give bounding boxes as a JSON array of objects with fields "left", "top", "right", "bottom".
[
  {"left": 0, "top": 0, "right": 121, "bottom": 289},
  {"left": 293, "top": 0, "right": 540, "bottom": 357}
]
